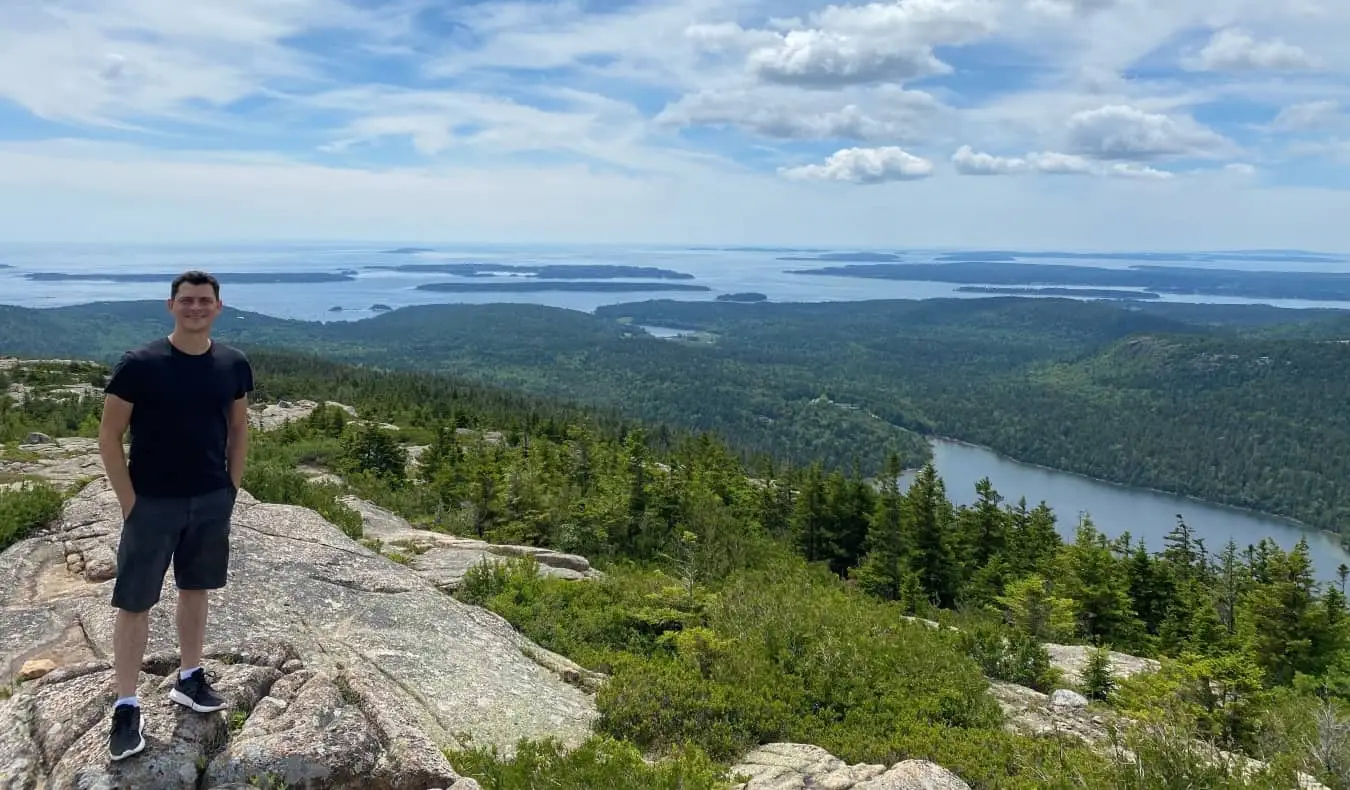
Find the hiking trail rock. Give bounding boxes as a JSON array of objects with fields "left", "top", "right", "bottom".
[{"left": 0, "top": 477, "right": 601, "bottom": 788}]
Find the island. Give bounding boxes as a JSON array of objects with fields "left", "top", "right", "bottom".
[
  {"left": 955, "top": 286, "right": 1162, "bottom": 299},
  {"left": 785, "top": 261, "right": 1350, "bottom": 302},
  {"left": 778, "top": 252, "right": 902, "bottom": 263},
  {"left": 415, "top": 281, "right": 710, "bottom": 294},
  {"left": 370, "top": 303, "right": 393, "bottom": 312},
  {"left": 0, "top": 264, "right": 11, "bottom": 269},
  {"left": 370, "top": 263, "right": 695, "bottom": 280},
  {"left": 381, "top": 247, "right": 436, "bottom": 254},
  {"left": 716, "top": 292, "right": 769, "bottom": 303},
  {"left": 328, "top": 306, "right": 343, "bottom": 312},
  {"left": 24, "top": 272, "right": 355, "bottom": 284}
]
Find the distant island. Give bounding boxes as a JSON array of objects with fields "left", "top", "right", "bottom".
[
  {"left": 381, "top": 247, "right": 436, "bottom": 254},
  {"left": 955, "top": 286, "right": 1162, "bottom": 299},
  {"left": 328, "top": 306, "right": 343, "bottom": 312},
  {"left": 25, "top": 272, "right": 354, "bottom": 284},
  {"left": 716, "top": 292, "right": 768, "bottom": 303},
  {"left": 932, "top": 250, "right": 1347, "bottom": 264},
  {"left": 416, "top": 281, "right": 711, "bottom": 293},
  {"left": 371, "top": 263, "right": 695, "bottom": 280},
  {"left": 0, "top": 264, "right": 11, "bottom": 269},
  {"left": 370, "top": 303, "right": 393, "bottom": 312},
  {"left": 787, "top": 261, "right": 1350, "bottom": 302},
  {"left": 778, "top": 252, "right": 902, "bottom": 263}
]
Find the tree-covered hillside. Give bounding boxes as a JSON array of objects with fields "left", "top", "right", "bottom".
[
  {"left": 5, "top": 351, "right": 1350, "bottom": 788},
  {"left": 2, "top": 295, "right": 1349, "bottom": 532}
]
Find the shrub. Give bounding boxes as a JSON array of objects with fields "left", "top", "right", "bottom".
[{"left": 0, "top": 481, "right": 65, "bottom": 551}]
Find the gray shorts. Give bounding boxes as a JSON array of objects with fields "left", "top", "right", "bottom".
[{"left": 111, "top": 485, "right": 237, "bottom": 613}]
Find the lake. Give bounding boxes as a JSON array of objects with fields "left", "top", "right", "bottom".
[{"left": 902, "top": 438, "right": 1350, "bottom": 583}]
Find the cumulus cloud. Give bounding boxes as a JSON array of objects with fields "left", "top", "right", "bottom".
[
  {"left": 951, "top": 145, "right": 1172, "bottom": 178},
  {"left": 1065, "top": 105, "right": 1231, "bottom": 161},
  {"left": 1184, "top": 28, "right": 1317, "bottom": 72},
  {"left": 780, "top": 146, "right": 935, "bottom": 183},
  {"left": 742, "top": 0, "right": 999, "bottom": 88}
]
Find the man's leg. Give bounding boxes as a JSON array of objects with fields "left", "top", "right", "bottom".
[
  {"left": 176, "top": 589, "right": 208, "bottom": 677},
  {"left": 168, "top": 486, "right": 234, "bottom": 714},
  {"left": 109, "top": 496, "right": 181, "bottom": 760}
]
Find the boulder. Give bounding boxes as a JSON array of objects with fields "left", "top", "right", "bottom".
[{"left": 0, "top": 478, "right": 599, "bottom": 777}]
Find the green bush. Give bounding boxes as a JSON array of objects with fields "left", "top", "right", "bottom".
[
  {"left": 0, "top": 482, "right": 65, "bottom": 551},
  {"left": 240, "top": 460, "right": 363, "bottom": 538},
  {"left": 448, "top": 736, "right": 733, "bottom": 790}
]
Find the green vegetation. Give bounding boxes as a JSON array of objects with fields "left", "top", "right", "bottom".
[
  {"left": 5, "top": 350, "right": 1350, "bottom": 787},
  {"left": 0, "top": 482, "right": 64, "bottom": 552},
  {"left": 10, "top": 294, "right": 1348, "bottom": 533}
]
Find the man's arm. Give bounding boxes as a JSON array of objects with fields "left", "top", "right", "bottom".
[
  {"left": 227, "top": 395, "right": 249, "bottom": 489},
  {"left": 99, "top": 394, "right": 135, "bottom": 518}
]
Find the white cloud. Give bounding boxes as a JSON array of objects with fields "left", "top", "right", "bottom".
[
  {"left": 742, "top": 0, "right": 999, "bottom": 88},
  {"left": 952, "top": 145, "right": 1172, "bottom": 178},
  {"left": 0, "top": 0, "right": 378, "bottom": 126},
  {"left": 0, "top": 0, "right": 1346, "bottom": 248},
  {"left": 780, "top": 146, "right": 935, "bottom": 183},
  {"left": 1184, "top": 28, "right": 1317, "bottom": 72},
  {"left": 1269, "top": 100, "right": 1342, "bottom": 132},
  {"left": 655, "top": 85, "right": 946, "bottom": 141},
  {"left": 1065, "top": 105, "right": 1232, "bottom": 161}
]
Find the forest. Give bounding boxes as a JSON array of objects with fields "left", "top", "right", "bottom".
[
  {"left": 4, "top": 351, "right": 1350, "bottom": 788},
  {"left": 2, "top": 295, "right": 1349, "bottom": 535}
]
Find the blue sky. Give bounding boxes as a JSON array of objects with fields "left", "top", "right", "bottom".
[{"left": 0, "top": 0, "right": 1348, "bottom": 248}]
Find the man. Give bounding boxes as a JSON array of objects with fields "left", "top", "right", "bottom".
[{"left": 97, "top": 270, "right": 254, "bottom": 761}]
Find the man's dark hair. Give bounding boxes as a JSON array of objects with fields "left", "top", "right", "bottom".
[{"left": 171, "top": 270, "right": 220, "bottom": 299}]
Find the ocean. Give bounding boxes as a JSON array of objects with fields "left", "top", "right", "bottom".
[{"left": 3, "top": 242, "right": 1350, "bottom": 322}]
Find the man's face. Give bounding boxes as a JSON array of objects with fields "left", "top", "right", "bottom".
[{"left": 167, "top": 283, "right": 222, "bottom": 332}]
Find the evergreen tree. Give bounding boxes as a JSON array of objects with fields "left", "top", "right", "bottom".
[{"left": 854, "top": 453, "right": 906, "bottom": 601}]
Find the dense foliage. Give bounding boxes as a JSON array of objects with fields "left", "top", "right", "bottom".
[
  {"left": 6, "top": 351, "right": 1350, "bottom": 787},
  {"left": 5, "top": 296, "right": 1350, "bottom": 535}
]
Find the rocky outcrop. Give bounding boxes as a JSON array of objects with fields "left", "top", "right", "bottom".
[
  {"left": 248, "top": 399, "right": 358, "bottom": 431},
  {"left": 1044, "top": 644, "right": 1159, "bottom": 688},
  {"left": 0, "top": 638, "right": 479, "bottom": 789},
  {"left": 339, "top": 495, "right": 604, "bottom": 591},
  {"left": 0, "top": 437, "right": 105, "bottom": 492},
  {"left": 0, "top": 477, "right": 600, "bottom": 786},
  {"left": 728, "top": 743, "right": 971, "bottom": 790}
]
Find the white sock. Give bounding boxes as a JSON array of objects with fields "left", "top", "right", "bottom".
[
  {"left": 179, "top": 666, "right": 201, "bottom": 680},
  {"left": 114, "top": 695, "right": 139, "bottom": 709}
]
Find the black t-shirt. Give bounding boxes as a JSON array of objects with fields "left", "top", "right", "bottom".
[{"left": 104, "top": 337, "right": 254, "bottom": 498}]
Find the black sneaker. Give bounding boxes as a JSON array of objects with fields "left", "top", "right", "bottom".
[
  {"left": 168, "top": 668, "right": 228, "bottom": 713},
  {"left": 108, "top": 703, "right": 145, "bottom": 761}
]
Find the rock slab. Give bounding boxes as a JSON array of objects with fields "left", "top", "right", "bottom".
[
  {"left": 0, "top": 638, "right": 471, "bottom": 789},
  {"left": 0, "top": 478, "right": 599, "bottom": 767}
]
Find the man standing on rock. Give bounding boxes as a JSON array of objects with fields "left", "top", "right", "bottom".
[{"left": 97, "top": 270, "right": 254, "bottom": 761}]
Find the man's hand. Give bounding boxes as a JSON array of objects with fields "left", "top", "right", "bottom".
[
  {"left": 227, "top": 394, "right": 249, "bottom": 492},
  {"left": 100, "top": 393, "right": 137, "bottom": 521}
]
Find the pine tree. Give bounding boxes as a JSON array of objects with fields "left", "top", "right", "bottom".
[
  {"left": 1080, "top": 646, "right": 1116, "bottom": 701},
  {"left": 854, "top": 453, "right": 906, "bottom": 601},
  {"left": 906, "top": 463, "right": 958, "bottom": 607}
]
